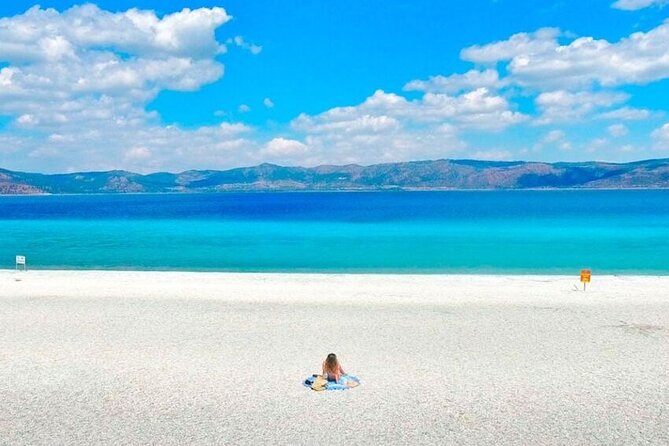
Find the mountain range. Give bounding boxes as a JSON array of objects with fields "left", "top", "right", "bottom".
[{"left": 2, "top": 158, "right": 669, "bottom": 194}]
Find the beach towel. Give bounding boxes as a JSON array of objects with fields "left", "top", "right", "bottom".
[{"left": 303, "top": 374, "right": 361, "bottom": 391}]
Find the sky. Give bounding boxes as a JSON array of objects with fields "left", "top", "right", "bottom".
[{"left": 1, "top": 0, "right": 669, "bottom": 173}]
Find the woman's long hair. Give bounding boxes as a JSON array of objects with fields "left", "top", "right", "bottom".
[{"left": 324, "top": 353, "right": 339, "bottom": 373}]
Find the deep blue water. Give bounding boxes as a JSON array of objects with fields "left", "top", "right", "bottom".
[{"left": 1, "top": 191, "right": 668, "bottom": 273}]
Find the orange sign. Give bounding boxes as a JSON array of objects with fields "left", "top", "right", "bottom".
[{"left": 580, "top": 269, "right": 591, "bottom": 283}]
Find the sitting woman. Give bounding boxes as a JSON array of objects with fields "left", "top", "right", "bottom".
[{"left": 322, "top": 353, "right": 346, "bottom": 383}]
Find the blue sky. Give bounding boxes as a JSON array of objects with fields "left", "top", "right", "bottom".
[{"left": 1, "top": 0, "right": 669, "bottom": 172}]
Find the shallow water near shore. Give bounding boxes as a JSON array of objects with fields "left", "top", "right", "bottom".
[{"left": 1, "top": 190, "right": 668, "bottom": 273}]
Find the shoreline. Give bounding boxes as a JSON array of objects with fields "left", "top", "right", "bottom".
[
  {"left": 3, "top": 187, "right": 669, "bottom": 197},
  {"left": 3, "top": 269, "right": 669, "bottom": 305},
  {"left": 6, "top": 267, "right": 669, "bottom": 276}
]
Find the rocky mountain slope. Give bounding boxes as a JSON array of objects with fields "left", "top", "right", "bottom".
[{"left": 2, "top": 158, "right": 669, "bottom": 194}]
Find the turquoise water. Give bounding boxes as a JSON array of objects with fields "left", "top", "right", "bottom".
[{"left": 1, "top": 191, "right": 668, "bottom": 273}]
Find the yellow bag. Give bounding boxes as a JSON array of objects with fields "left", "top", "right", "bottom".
[{"left": 311, "top": 375, "right": 328, "bottom": 391}]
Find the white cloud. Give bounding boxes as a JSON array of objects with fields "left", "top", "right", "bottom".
[
  {"left": 651, "top": 122, "right": 669, "bottom": 148},
  {"left": 410, "top": 23, "right": 669, "bottom": 131},
  {"left": 461, "top": 21, "right": 669, "bottom": 89},
  {"left": 48, "top": 133, "right": 77, "bottom": 143},
  {"left": 301, "top": 88, "right": 527, "bottom": 131},
  {"left": 535, "top": 129, "right": 572, "bottom": 152},
  {"left": 543, "top": 130, "right": 566, "bottom": 143},
  {"left": 289, "top": 89, "right": 499, "bottom": 164},
  {"left": 0, "top": 5, "right": 230, "bottom": 63},
  {"left": 534, "top": 90, "right": 627, "bottom": 124},
  {"left": 124, "top": 146, "right": 152, "bottom": 161},
  {"left": 0, "top": 5, "right": 278, "bottom": 172},
  {"left": 0, "top": 5, "right": 231, "bottom": 133},
  {"left": 16, "top": 113, "right": 37, "bottom": 126},
  {"left": 294, "top": 113, "right": 400, "bottom": 135},
  {"left": 404, "top": 69, "right": 503, "bottom": 94},
  {"left": 612, "top": 0, "right": 668, "bottom": 10},
  {"left": 596, "top": 107, "right": 652, "bottom": 120},
  {"left": 5, "top": 115, "right": 259, "bottom": 173},
  {"left": 1, "top": 3, "right": 667, "bottom": 172},
  {"left": 228, "top": 36, "right": 262, "bottom": 55},
  {"left": 301, "top": 127, "right": 466, "bottom": 166},
  {"left": 38, "top": 121, "right": 257, "bottom": 172},
  {"left": 608, "top": 124, "right": 629, "bottom": 137},
  {"left": 1, "top": 3, "right": 492, "bottom": 171},
  {"left": 263, "top": 138, "right": 309, "bottom": 158},
  {"left": 261, "top": 78, "right": 547, "bottom": 165},
  {"left": 282, "top": 85, "right": 531, "bottom": 164},
  {"left": 462, "top": 28, "right": 562, "bottom": 65},
  {"left": 218, "top": 122, "right": 251, "bottom": 136}
]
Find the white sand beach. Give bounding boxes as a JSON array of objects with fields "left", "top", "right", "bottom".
[{"left": 1, "top": 270, "right": 668, "bottom": 445}]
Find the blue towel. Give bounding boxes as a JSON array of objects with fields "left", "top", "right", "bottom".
[{"left": 303, "top": 374, "right": 361, "bottom": 391}]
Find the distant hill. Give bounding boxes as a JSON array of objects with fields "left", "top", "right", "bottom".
[{"left": 2, "top": 158, "right": 669, "bottom": 194}]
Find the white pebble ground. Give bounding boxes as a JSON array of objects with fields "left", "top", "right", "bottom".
[{"left": 1, "top": 270, "right": 668, "bottom": 445}]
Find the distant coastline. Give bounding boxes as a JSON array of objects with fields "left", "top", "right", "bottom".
[{"left": 2, "top": 158, "right": 669, "bottom": 194}]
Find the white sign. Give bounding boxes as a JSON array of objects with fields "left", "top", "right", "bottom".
[{"left": 16, "top": 255, "right": 26, "bottom": 265}]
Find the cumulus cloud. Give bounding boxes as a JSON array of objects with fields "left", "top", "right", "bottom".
[
  {"left": 1, "top": 2, "right": 496, "bottom": 171},
  {"left": 1, "top": 3, "right": 667, "bottom": 171},
  {"left": 30, "top": 118, "right": 257, "bottom": 173},
  {"left": 612, "top": 0, "right": 668, "bottom": 10},
  {"left": 0, "top": 4, "right": 231, "bottom": 128},
  {"left": 299, "top": 126, "right": 467, "bottom": 166},
  {"left": 0, "top": 4, "right": 274, "bottom": 172},
  {"left": 287, "top": 87, "right": 532, "bottom": 164},
  {"left": 461, "top": 21, "right": 669, "bottom": 89},
  {"left": 263, "top": 137, "right": 309, "bottom": 158},
  {"left": 294, "top": 112, "right": 401, "bottom": 135},
  {"left": 296, "top": 88, "right": 527, "bottom": 132},
  {"left": 404, "top": 69, "right": 504, "bottom": 94},
  {"left": 534, "top": 90, "right": 628, "bottom": 124},
  {"left": 0, "top": 5, "right": 229, "bottom": 63},
  {"left": 280, "top": 84, "right": 532, "bottom": 164},
  {"left": 461, "top": 28, "right": 562, "bottom": 65},
  {"left": 404, "top": 21, "right": 669, "bottom": 136}
]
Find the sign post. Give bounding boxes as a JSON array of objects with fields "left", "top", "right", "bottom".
[
  {"left": 580, "top": 269, "right": 591, "bottom": 291},
  {"left": 16, "top": 255, "right": 26, "bottom": 271}
]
